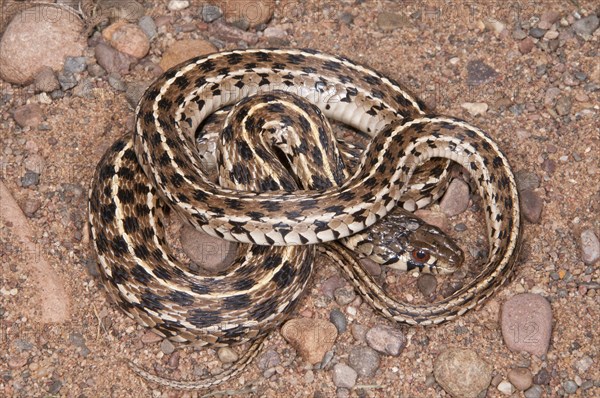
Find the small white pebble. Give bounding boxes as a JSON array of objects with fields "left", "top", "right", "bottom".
[{"left": 168, "top": 0, "right": 189, "bottom": 11}]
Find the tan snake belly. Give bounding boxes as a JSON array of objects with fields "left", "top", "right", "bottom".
[{"left": 88, "top": 48, "right": 522, "bottom": 389}]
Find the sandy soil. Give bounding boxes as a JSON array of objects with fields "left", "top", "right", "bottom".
[{"left": 0, "top": 0, "right": 598, "bottom": 397}]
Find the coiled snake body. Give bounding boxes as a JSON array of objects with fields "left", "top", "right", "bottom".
[{"left": 88, "top": 49, "right": 521, "bottom": 389}]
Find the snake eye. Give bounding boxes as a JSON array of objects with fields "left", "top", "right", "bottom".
[{"left": 411, "top": 249, "right": 430, "bottom": 263}]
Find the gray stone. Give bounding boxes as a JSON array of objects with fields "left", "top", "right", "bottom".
[
  {"left": 365, "top": 325, "right": 406, "bottom": 356},
  {"left": 574, "top": 355, "right": 594, "bottom": 373},
  {"left": 417, "top": 274, "right": 437, "bottom": 297},
  {"left": 580, "top": 229, "right": 599, "bottom": 265},
  {"left": 332, "top": 363, "right": 357, "bottom": 388},
  {"left": 434, "top": 348, "right": 492, "bottom": 398},
  {"left": 125, "top": 81, "right": 151, "bottom": 107},
  {"left": 200, "top": 4, "right": 223, "bottom": 23},
  {"left": 160, "top": 339, "right": 175, "bottom": 355},
  {"left": 334, "top": 286, "right": 356, "bottom": 306},
  {"left": 563, "top": 380, "right": 578, "bottom": 394},
  {"left": 257, "top": 349, "right": 280, "bottom": 370},
  {"left": 529, "top": 27, "right": 546, "bottom": 38},
  {"left": 73, "top": 78, "right": 94, "bottom": 98},
  {"left": 348, "top": 346, "right": 380, "bottom": 377},
  {"left": 572, "top": 15, "right": 599, "bottom": 37},
  {"left": 524, "top": 384, "right": 543, "bottom": 398},
  {"left": 139, "top": 16, "right": 157, "bottom": 39},
  {"left": 57, "top": 73, "right": 77, "bottom": 91},
  {"left": 555, "top": 96, "right": 572, "bottom": 116},
  {"left": 515, "top": 170, "right": 540, "bottom": 191},
  {"left": 501, "top": 294, "right": 552, "bottom": 357},
  {"left": 520, "top": 189, "right": 543, "bottom": 223},
  {"left": 63, "top": 56, "right": 87, "bottom": 74},
  {"left": 467, "top": 60, "right": 498, "bottom": 86},
  {"left": 107, "top": 74, "right": 127, "bottom": 92},
  {"left": 21, "top": 171, "right": 40, "bottom": 187},
  {"left": 329, "top": 308, "right": 347, "bottom": 333}
]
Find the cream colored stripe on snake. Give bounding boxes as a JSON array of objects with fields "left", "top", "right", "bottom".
[{"left": 88, "top": 48, "right": 521, "bottom": 389}]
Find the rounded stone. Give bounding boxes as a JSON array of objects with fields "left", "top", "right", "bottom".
[
  {"left": 0, "top": 5, "right": 85, "bottom": 84},
  {"left": 434, "top": 348, "right": 493, "bottom": 398},
  {"left": 580, "top": 229, "right": 599, "bottom": 265},
  {"left": 348, "top": 346, "right": 380, "bottom": 377},
  {"left": 508, "top": 367, "right": 533, "bottom": 391},
  {"left": 332, "top": 363, "right": 357, "bottom": 388},
  {"left": 281, "top": 318, "right": 338, "bottom": 365},
  {"left": 439, "top": 179, "right": 470, "bottom": 217},
  {"left": 102, "top": 21, "right": 150, "bottom": 59},
  {"left": 180, "top": 225, "right": 237, "bottom": 274},
  {"left": 365, "top": 325, "right": 406, "bottom": 356},
  {"left": 501, "top": 293, "right": 552, "bottom": 357}
]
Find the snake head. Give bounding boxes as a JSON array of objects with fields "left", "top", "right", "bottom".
[
  {"left": 352, "top": 210, "right": 464, "bottom": 275},
  {"left": 403, "top": 225, "right": 465, "bottom": 274}
]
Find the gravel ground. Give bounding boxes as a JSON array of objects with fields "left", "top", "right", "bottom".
[{"left": 0, "top": 1, "right": 598, "bottom": 397}]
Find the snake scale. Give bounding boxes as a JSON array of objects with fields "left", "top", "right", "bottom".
[{"left": 88, "top": 48, "right": 521, "bottom": 389}]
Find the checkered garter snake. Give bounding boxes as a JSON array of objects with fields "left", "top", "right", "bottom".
[{"left": 88, "top": 49, "right": 521, "bottom": 389}]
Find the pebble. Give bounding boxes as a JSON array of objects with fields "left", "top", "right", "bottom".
[
  {"left": 12, "top": 104, "right": 43, "bottom": 128},
  {"left": 541, "top": 158, "right": 556, "bottom": 175},
  {"left": 332, "top": 363, "right": 357, "bottom": 388},
  {"left": 160, "top": 339, "right": 175, "bottom": 355},
  {"left": 543, "top": 30, "right": 559, "bottom": 40},
  {"left": 512, "top": 27, "right": 528, "bottom": 40},
  {"left": 159, "top": 40, "right": 217, "bottom": 71},
  {"left": 563, "top": 380, "right": 578, "bottom": 394},
  {"left": 580, "top": 229, "right": 599, "bottom": 265},
  {"left": 200, "top": 4, "right": 223, "bottom": 23},
  {"left": 47, "top": 379, "right": 62, "bottom": 394},
  {"left": 439, "top": 179, "right": 470, "bottom": 217},
  {"left": 529, "top": 27, "right": 546, "bottom": 39},
  {"left": 139, "top": 16, "right": 157, "bottom": 39},
  {"left": 73, "top": 78, "right": 94, "bottom": 98},
  {"left": 434, "top": 348, "right": 492, "bottom": 398},
  {"left": 168, "top": 0, "right": 189, "bottom": 11},
  {"left": 414, "top": 209, "right": 450, "bottom": 232},
  {"left": 95, "top": 43, "right": 136, "bottom": 75},
  {"left": 217, "top": 347, "right": 238, "bottom": 363},
  {"left": 281, "top": 318, "right": 337, "bottom": 365},
  {"left": 417, "top": 274, "right": 437, "bottom": 297},
  {"left": 365, "top": 325, "right": 406, "bottom": 356},
  {"left": 508, "top": 367, "right": 533, "bottom": 390},
  {"left": 102, "top": 21, "right": 150, "bottom": 59},
  {"left": 524, "top": 384, "right": 544, "bottom": 398},
  {"left": 321, "top": 275, "right": 346, "bottom": 298},
  {"left": 497, "top": 380, "right": 514, "bottom": 395},
  {"left": 575, "top": 355, "right": 593, "bottom": 373},
  {"left": 461, "top": 102, "right": 488, "bottom": 116},
  {"left": 572, "top": 15, "right": 599, "bottom": 38},
  {"left": 24, "top": 154, "right": 44, "bottom": 174},
  {"left": 376, "top": 12, "right": 411, "bottom": 31},
  {"left": 515, "top": 170, "right": 540, "bottom": 191},
  {"left": 263, "top": 26, "right": 288, "bottom": 39},
  {"left": 219, "top": 0, "right": 274, "bottom": 29},
  {"left": 64, "top": 56, "right": 87, "bottom": 74},
  {"left": 141, "top": 330, "right": 163, "bottom": 344},
  {"left": 22, "top": 199, "right": 42, "bottom": 217},
  {"left": 58, "top": 72, "right": 77, "bottom": 91},
  {"left": 519, "top": 37, "right": 535, "bottom": 54},
  {"left": 125, "top": 82, "right": 150, "bottom": 107},
  {"left": 34, "top": 67, "right": 60, "bottom": 93},
  {"left": 555, "top": 96, "right": 572, "bottom": 116},
  {"left": 350, "top": 324, "right": 367, "bottom": 343},
  {"left": 539, "top": 11, "right": 561, "bottom": 28},
  {"left": 348, "top": 346, "right": 380, "bottom": 377},
  {"left": 0, "top": 5, "right": 85, "bottom": 84},
  {"left": 519, "top": 189, "right": 543, "bottom": 224},
  {"left": 466, "top": 60, "right": 498, "bottom": 85},
  {"left": 533, "top": 368, "right": 551, "bottom": 385},
  {"left": 21, "top": 171, "right": 39, "bottom": 187},
  {"left": 208, "top": 21, "right": 259, "bottom": 45},
  {"left": 334, "top": 286, "right": 356, "bottom": 306},
  {"left": 107, "top": 74, "right": 127, "bottom": 92},
  {"left": 329, "top": 308, "right": 347, "bottom": 333},
  {"left": 180, "top": 225, "right": 237, "bottom": 273},
  {"left": 501, "top": 293, "right": 552, "bottom": 357},
  {"left": 257, "top": 349, "right": 280, "bottom": 370}
]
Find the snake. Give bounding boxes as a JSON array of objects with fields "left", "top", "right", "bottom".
[{"left": 88, "top": 48, "right": 522, "bottom": 389}]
